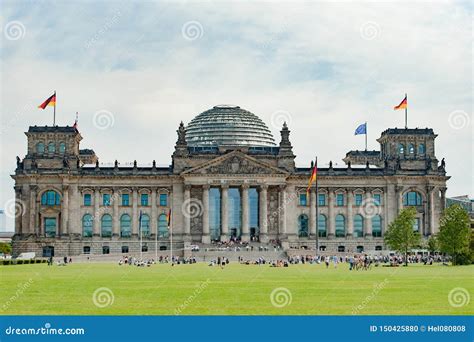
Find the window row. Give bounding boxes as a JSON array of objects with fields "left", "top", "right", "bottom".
[
  {"left": 36, "top": 141, "right": 66, "bottom": 154},
  {"left": 82, "top": 213, "right": 170, "bottom": 238},
  {"left": 398, "top": 143, "right": 425, "bottom": 155},
  {"left": 297, "top": 214, "right": 383, "bottom": 238},
  {"left": 83, "top": 244, "right": 158, "bottom": 255},
  {"left": 83, "top": 193, "right": 168, "bottom": 207},
  {"left": 299, "top": 193, "right": 382, "bottom": 207}
]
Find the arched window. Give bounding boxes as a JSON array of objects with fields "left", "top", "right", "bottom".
[
  {"left": 418, "top": 143, "right": 425, "bottom": 154},
  {"left": 408, "top": 143, "right": 415, "bottom": 154},
  {"left": 335, "top": 214, "right": 345, "bottom": 237},
  {"left": 372, "top": 215, "right": 382, "bottom": 237},
  {"left": 48, "top": 142, "right": 56, "bottom": 153},
  {"left": 403, "top": 191, "right": 422, "bottom": 206},
  {"left": 59, "top": 142, "right": 66, "bottom": 153},
  {"left": 101, "top": 214, "right": 112, "bottom": 237},
  {"left": 82, "top": 214, "right": 93, "bottom": 237},
  {"left": 158, "top": 214, "right": 169, "bottom": 238},
  {"left": 318, "top": 214, "right": 327, "bottom": 237},
  {"left": 298, "top": 214, "right": 309, "bottom": 237},
  {"left": 353, "top": 214, "right": 364, "bottom": 238},
  {"left": 36, "top": 142, "right": 45, "bottom": 153},
  {"left": 140, "top": 214, "right": 150, "bottom": 237},
  {"left": 41, "top": 190, "right": 61, "bottom": 206},
  {"left": 120, "top": 214, "right": 131, "bottom": 237},
  {"left": 398, "top": 143, "right": 405, "bottom": 154}
]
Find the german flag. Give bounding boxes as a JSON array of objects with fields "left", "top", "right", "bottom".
[
  {"left": 306, "top": 161, "right": 317, "bottom": 194},
  {"left": 38, "top": 93, "right": 56, "bottom": 109},
  {"left": 394, "top": 95, "right": 407, "bottom": 110},
  {"left": 167, "top": 209, "right": 172, "bottom": 228}
]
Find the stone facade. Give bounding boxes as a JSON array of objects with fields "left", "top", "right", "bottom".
[{"left": 11, "top": 119, "right": 449, "bottom": 257}]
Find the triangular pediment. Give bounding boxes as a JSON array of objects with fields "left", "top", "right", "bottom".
[{"left": 181, "top": 151, "right": 289, "bottom": 176}]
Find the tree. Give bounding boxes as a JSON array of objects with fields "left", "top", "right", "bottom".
[
  {"left": 384, "top": 207, "right": 421, "bottom": 266},
  {"left": 437, "top": 204, "right": 471, "bottom": 265},
  {"left": 427, "top": 235, "right": 439, "bottom": 255},
  {"left": 0, "top": 242, "right": 12, "bottom": 255}
]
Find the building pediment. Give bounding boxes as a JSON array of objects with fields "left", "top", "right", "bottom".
[{"left": 181, "top": 151, "right": 289, "bottom": 176}]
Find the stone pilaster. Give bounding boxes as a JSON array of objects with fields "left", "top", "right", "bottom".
[
  {"left": 14, "top": 186, "right": 23, "bottom": 234},
  {"left": 309, "top": 188, "right": 316, "bottom": 236},
  {"left": 132, "top": 187, "right": 138, "bottom": 236},
  {"left": 220, "top": 185, "right": 229, "bottom": 241},
  {"left": 61, "top": 185, "right": 69, "bottom": 236},
  {"left": 113, "top": 188, "right": 119, "bottom": 237},
  {"left": 279, "top": 185, "right": 287, "bottom": 236},
  {"left": 241, "top": 184, "right": 250, "bottom": 242},
  {"left": 29, "top": 185, "right": 37, "bottom": 235},
  {"left": 93, "top": 187, "right": 100, "bottom": 236},
  {"left": 328, "top": 188, "right": 335, "bottom": 238},
  {"left": 346, "top": 189, "right": 353, "bottom": 237},
  {"left": 183, "top": 184, "right": 191, "bottom": 239},
  {"left": 202, "top": 185, "right": 210, "bottom": 244},
  {"left": 259, "top": 185, "right": 268, "bottom": 243},
  {"left": 364, "top": 189, "right": 372, "bottom": 238},
  {"left": 427, "top": 186, "right": 436, "bottom": 236},
  {"left": 151, "top": 188, "right": 157, "bottom": 237}
]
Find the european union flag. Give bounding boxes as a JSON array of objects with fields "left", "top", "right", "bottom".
[{"left": 354, "top": 123, "right": 367, "bottom": 135}]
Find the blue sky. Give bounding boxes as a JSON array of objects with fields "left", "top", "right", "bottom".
[{"left": 0, "top": 0, "right": 472, "bottom": 230}]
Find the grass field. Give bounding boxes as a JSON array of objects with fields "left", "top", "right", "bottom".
[{"left": 0, "top": 263, "right": 472, "bottom": 315}]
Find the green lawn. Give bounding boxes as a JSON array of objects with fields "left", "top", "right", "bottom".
[{"left": 0, "top": 263, "right": 472, "bottom": 315}]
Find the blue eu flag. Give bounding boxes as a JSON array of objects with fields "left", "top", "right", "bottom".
[{"left": 354, "top": 123, "right": 367, "bottom": 135}]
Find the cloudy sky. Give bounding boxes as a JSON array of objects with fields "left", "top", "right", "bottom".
[{"left": 0, "top": 0, "right": 472, "bottom": 230}]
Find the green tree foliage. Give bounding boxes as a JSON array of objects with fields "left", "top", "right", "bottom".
[
  {"left": 427, "top": 235, "right": 439, "bottom": 254},
  {"left": 384, "top": 207, "right": 421, "bottom": 266},
  {"left": 437, "top": 204, "right": 471, "bottom": 265},
  {"left": 0, "top": 242, "right": 12, "bottom": 255}
]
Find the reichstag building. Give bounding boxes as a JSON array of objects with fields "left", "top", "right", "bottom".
[{"left": 12, "top": 105, "right": 449, "bottom": 257}]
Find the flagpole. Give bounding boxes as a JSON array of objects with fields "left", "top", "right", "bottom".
[
  {"left": 404, "top": 93, "right": 408, "bottom": 129},
  {"left": 315, "top": 156, "right": 319, "bottom": 256},
  {"left": 139, "top": 211, "right": 142, "bottom": 260},
  {"left": 53, "top": 90, "right": 56, "bottom": 126},
  {"left": 365, "top": 121, "right": 368, "bottom": 151}
]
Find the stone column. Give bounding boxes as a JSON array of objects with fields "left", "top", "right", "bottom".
[
  {"left": 183, "top": 184, "right": 191, "bottom": 239},
  {"left": 202, "top": 185, "right": 210, "bottom": 244},
  {"left": 364, "top": 190, "right": 372, "bottom": 237},
  {"left": 428, "top": 186, "right": 435, "bottom": 236},
  {"left": 279, "top": 185, "right": 287, "bottom": 236},
  {"left": 69, "top": 184, "right": 79, "bottom": 235},
  {"left": 220, "top": 185, "right": 229, "bottom": 241},
  {"left": 346, "top": 189, "right": 353, "bottom": 237},
  {"left": 132, "top": 187, "right": 138, "bottom": 236},
  {"left": 396, "top": 186, "right": 404, "bottom": 213},
  {"left": 112, "top": 188, "right": 119, "bottom": 237},
  {"left": 93, "top": 187, "right": 100, "bottom": 236},
  {"left": 440, "top": 187, "right": 447, "bottom": 210},
  {"left": 151, "top": 188, "right": 157, "bottom": 237},
  {"left": 259, "top": 185, "right": 268, "bottom": 243},
  {"left": 241, "top": 184, "right": 250, "bottom": 242},
  {"left": 29, "top": 186, "right": 37, "bottom": 235},
  {"left": 309, "top": 188, "right": 317, "bottom": 236},
  {"left": 61, "top": 185, "right": 69, "bottom": 236},
  {"left": 14, "top": 186, "right": 22, "bottom": 234},
  {"left": 21, "top": 185, "right": 30, "bottom": 235},
  {"left": 328, "top": 189, "right": 335, "bottom": 238}
]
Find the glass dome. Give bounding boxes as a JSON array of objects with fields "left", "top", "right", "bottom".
[{"left": 186, "top": 105, "right": 276, "bottom": 147}]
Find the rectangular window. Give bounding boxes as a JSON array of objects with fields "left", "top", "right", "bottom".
[
  {"left": 355, "top": 194, "right": 363, "bottom": 206},
  {"left": 413, "top": 218, "right": 420, "bottom": 232},
  {"left": 318, "top": 194, "right": 326, "bottom": 206},
  {"left": 122, "top": 194, "right": 130, "bottom": 206},
  {"left": 141, "top": 194, "right": 149, "bottom": 206},
  {"left": 299, "top": 193, "right": 307, "bottom": 206},
  {"left": 373, "top": 194, "right": 381, "bottom": 206},
  {"left": 83, "top": 194, "right": 91, "bottom": 206},
  {"left": 336, "top": 194, "right": 344, "bottom": 206},
  {"left": 103, "top": 194, "right": 111, "bottom": 206},
  {"left": 44, "top": 217, "right": 56, "bottom": 237},
  {"left": 159, "top": 193, "right": 168, "bottom": 206}
]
